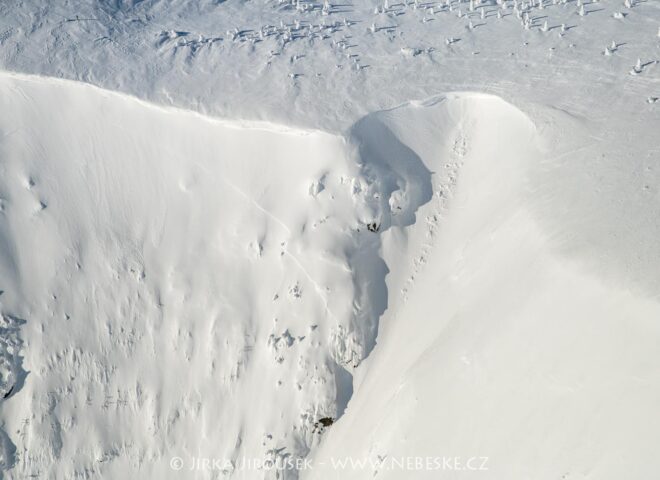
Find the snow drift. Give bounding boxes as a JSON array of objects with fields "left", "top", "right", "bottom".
[{"left": 0, "top": 71, "right": 659, "bottom": 480}]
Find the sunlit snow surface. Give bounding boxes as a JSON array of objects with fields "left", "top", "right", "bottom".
[{"left": 0, "top": 0, "right": 659, "bottom": 479}]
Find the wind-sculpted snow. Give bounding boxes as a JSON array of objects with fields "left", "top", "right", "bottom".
[
  {"left": 1, "top": 69, "right": 659, "bottom": 479},
  {"left": 0, "top": 0, "right": 658, "bottom": 478},
  {"left": 0, "top": 312, "right": 26, "bottom": 471},
  {"left": 307, "top": 92, "right": 660, "bottom": 480},
  {"left": 1, "top": 0, "right": 657, "bottom": 133},
  {"left": 0, "top": 72, "right": 437, "bottom": 479}
]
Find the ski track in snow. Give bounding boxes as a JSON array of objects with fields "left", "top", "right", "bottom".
[{"left": 217, "top": 176, "right": 332, "bottom": 306}]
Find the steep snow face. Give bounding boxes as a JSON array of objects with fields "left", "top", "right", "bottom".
[
  {"left": 0, "top": 68, "right": 659, "bottom": 480},
  {"left": 0, "top": 72, "right": 437, "bottom": 479},
  {"left": 0, "top": 0, "right": 658, "bottom": 478},
  {"left": 307, "top": 93, "right": 660, "bottom": 480},
  {"left": 1, "top": 72, "right": 659, "bottom": 479}
]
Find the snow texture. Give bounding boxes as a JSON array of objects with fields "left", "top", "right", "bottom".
[{"left": 0, "top": 0, "right": 658, "bottom": 479}]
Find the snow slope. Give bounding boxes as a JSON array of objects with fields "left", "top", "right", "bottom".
[
  {"left": 0, "top": 71, "right": 434, "bottom": 478},
  {"left": 308, "top": 93, "right": 660, "bottom": 479},
  {"left": 0, "top": 0, "right": 659, "bottom": 478}
]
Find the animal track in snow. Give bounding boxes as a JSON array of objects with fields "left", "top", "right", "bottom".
[{"left": 401, "top": 133, "right": 467, "bottom": 302}]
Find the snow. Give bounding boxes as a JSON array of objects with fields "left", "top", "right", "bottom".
[
  {"left": 1, "top": 0, "right": 658, "bottom": 130},
  {"left": 0, "top": 0, "right": 659, "bottom": 479},
  {"left": 0, "top": 71, "right": 436, "bottom": 477},
  {"left": 307, "top": 93, "right": 660, "bottom": 479}
]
